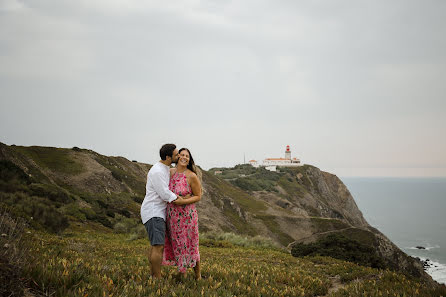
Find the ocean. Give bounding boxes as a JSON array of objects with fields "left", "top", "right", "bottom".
[{"left": 341, "top": 177, "right": 446, "bottom": 285}]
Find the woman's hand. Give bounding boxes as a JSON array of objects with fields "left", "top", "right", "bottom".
[{"left": 172, "top": 197, "right": 187, "bottom": 205}]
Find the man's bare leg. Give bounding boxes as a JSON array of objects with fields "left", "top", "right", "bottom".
[
  {"left": 148, "top": 245, "right": 152, "bottom": 262},
  {"left": 149, "top": 245, "right": 164, "bottom": 278},
  {"left": 194, "top": 261, "right": 201, "bottom": 280}
]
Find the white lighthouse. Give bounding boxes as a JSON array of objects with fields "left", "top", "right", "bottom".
[
  {"left": 285, "top": 145, "right": 291, "bottom": 160},
  {"left": 247, "top": 145, "right": 302, "bottom": 171}
]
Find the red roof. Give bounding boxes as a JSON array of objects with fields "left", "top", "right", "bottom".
[{"left": 265, "top": 158, "right": 289, "bottom": 160}]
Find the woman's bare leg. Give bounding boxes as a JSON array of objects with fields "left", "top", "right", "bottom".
[{"left": 194, "top": 261, "right": 201, "bottom": 280}]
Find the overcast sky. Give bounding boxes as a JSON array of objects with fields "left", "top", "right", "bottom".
[{"left": 1, "top": 0, "right": 445, "bottom": 177}]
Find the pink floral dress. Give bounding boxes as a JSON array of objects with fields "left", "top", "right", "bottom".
[{"left": 162, "top": 171, "right": 200, "bottom": 272}]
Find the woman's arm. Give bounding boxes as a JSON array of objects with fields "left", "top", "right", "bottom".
[{"left": 176, "top": 173, "right": 201, "bottom": 205}]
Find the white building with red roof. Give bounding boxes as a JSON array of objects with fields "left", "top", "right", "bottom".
[{"left": 248, "top": 145, "right": 301, "bottom": 171}]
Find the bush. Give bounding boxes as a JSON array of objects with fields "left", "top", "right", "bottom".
[
  {"left": 0, "top": 192, "right": 69, "bottom": 233},
  {"left": 111, "top": 169, "right": 123, "bottom": 182},
  {"left": 291, "top": 233, "right": 386, "bottom": 269},
  {"left": 118, "top": 209, "right": 131, "bottom": 218},
  {"left": 200, "top": 232, "right": 280, "bottom": 250},
  {"left": 0, "top": 160, "right": 31, "bottom": 183},
  {"left": 29, "top": 201, "right": 70, "bottom": 234},
  {"left": 0, "top": 161, "right": 32, "bottom": 193},
  {"left": 113, "top": 217, "right": 138, "bottom": 233},
  {"left": 65, "top": 204, "right": 86, "bottom": 221},
  {"left": 113, "top": 217, "right": 146, "bottom": 240},
  {"left": 29, "top": 183, "right": 72, "bottom": 204},
  {"left": 0, "top": 180, "right": 29, "bottom": 193},
  {"left": 128, "top": 224, "right": 147, "bottom": 241},
  {"left": 80, "top": 207, "right": 96, "bottom": 220},
  {"left": 113, "top": 222, "right": 128, "bottom": 234},
  {"left": 95, "top": 215, "right": 112, "bottom": 228},
  {"left": 0, "top": 209, "right": 30, "bottom": 297},
  {"left": 96, "top": 199, "right": 109, "bottom": 209},
  {"left": 230, "top": 178, "right": 262, "bottom": 192},
  {"left": 132, "top": 195, "right": 144, "bottom": 204}
]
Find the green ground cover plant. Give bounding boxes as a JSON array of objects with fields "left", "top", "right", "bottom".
[
  {"left": 16, "top": 227, "right": 445, "bottom": 297},
  {"left": 12, "top": 146, "right": 85, "bottom": 175},
  {"left": 1, "top": 208, "right": 445, "bottom": 297}
]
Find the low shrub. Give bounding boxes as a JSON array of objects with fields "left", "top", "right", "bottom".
[
  {"left": 1, "top": 192, "right": 69, "bottom": 233},
  {"left": 65, "top": 204, "right": 87, "bottom": 221},
  {"left": 113, "top": 217, "right": 145, "bottom": 240},
  {"left": 95, "top": 214, "right": 112, "bottom": 228},
  {"left": 132, "top": 195, "right": 144, "bottom": 204},
  {"left": 200, "top": 232, "right": 280, "bottom": 250},
  {"left": 230, "top": 178, "right": 262, "bottom": 191},
  {"left": 291, "top": 233, "right": 386, "bottom": 269},
  {"left": 80, "top": 207, "right": 96, "bottom": 220},
  {"left": 29, "top": 183, "right": 73, "bottom": 204},
  {"left": 0, "top": 160, "right": 31, "bottom": 183},
  {"left": 0, "top": 209, "right": 30, "bottom": 297}
]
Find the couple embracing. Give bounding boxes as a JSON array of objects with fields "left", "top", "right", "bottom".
[{"left": 140, "top": 144, "right": 202, "bottom": 280}]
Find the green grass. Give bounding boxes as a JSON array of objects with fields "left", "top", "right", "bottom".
[
  {"left": 222, "top": 205, "right": 257, "bottom": 236},
  {"left": 254, "top": 215, "right": 295, "bottom": 246},
  {"left": 93, "top": 155, "right": 146, "bottom": 196},
  {"left": 203, "top": 171, "right": 268, "bottom": 213},
  {"left": 200, "top": 232, "right": 280, "bottom": 250},
  {"left": 212, "top": 165, "right": 282, "bottom": 193},
  {"left": 277, "top": 175, "right": 306, "bottom": 197},
  {"left": 310, "top": 217, "right": 351, "bottom": 233},
  {"left": 12, "top": 146, "right": 85, "bottom": 175},
  {"left": 17, "top": 228, "right": 446, "bottom": 297}
]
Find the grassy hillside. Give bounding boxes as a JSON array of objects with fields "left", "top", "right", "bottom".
[
  {"left": 2, "top": 217, "right": 445, "bottom": 297},
  {"left": 0, "top": 143, "right": 367, "bottom": 239},
  {"left": 0, "top": 142, "right": 438, "bottom": 287},
  {"left": 0, "top": 143, "right": 151, "bottom": 236}
]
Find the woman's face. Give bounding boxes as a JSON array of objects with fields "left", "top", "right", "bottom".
[{"left": 178, "top": 150, "right": 190, "bottom": 166}]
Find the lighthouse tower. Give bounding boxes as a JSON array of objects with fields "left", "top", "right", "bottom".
[{"left": 285, "top": 145, "right": 291, "bottom": 160}]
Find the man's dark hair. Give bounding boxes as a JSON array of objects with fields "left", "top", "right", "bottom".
[{"left": 159, "top": 144, "right": 176, "bottom": 160}]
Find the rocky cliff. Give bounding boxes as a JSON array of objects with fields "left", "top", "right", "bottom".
[{"left": 0, "top": 142, "right": 432, "bottom": 283}]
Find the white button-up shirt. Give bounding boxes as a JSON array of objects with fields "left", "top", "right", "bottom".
[{"left": 140, "top": 162, "right": 177, "bottom": 224}]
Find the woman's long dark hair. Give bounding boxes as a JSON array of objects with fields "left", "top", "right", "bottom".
[{"left": 178, "top": 148, "right": 197, "bottom": 174}]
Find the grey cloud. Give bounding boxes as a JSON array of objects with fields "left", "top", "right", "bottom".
[{"left": 1, "top": 0, "right": 445, "bottom": 176}]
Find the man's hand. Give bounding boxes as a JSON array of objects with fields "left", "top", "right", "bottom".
[
  {"left": 183, "top": 194, "right": 192, "bottom": 199},
  {"left": 172, "top": 197, "right": 187, "bottom": 205}
]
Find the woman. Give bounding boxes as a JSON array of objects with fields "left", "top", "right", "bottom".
[{"left": 162, "top": 148, "right": 202, "bottom": 280}]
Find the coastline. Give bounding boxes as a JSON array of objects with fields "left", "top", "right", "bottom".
[
  {"left": 341, "top": 177, "right": 446, "bottom": 285},
  {"left": 419, "top": 257, "right": 446, "bottom": 285}
]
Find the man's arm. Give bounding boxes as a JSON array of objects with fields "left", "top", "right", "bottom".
[{"left": 151, "top": 171, "right": 177, "bottom": 203}]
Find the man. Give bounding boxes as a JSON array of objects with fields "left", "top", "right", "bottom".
[{"left": 140, "top": 143, "right": 186, "bottom": 278}]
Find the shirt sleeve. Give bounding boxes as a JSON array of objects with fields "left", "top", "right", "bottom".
[{"left": 151, "top": 171, "right": 177, "bottom": 203}]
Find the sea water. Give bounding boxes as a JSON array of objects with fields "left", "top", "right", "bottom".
[{"left": 341, "top": 177, "right": 446, "bottom": 284}]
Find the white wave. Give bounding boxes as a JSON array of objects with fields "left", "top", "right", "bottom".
[
  {"left": 406, "top": 245, "right": 440, "bottom": 251},
  {"left": 420, "top": 258, "right": 446, "bottom": 285},
  {"left": 425, "top": 245, "right": 441, "bottom": 251}
]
